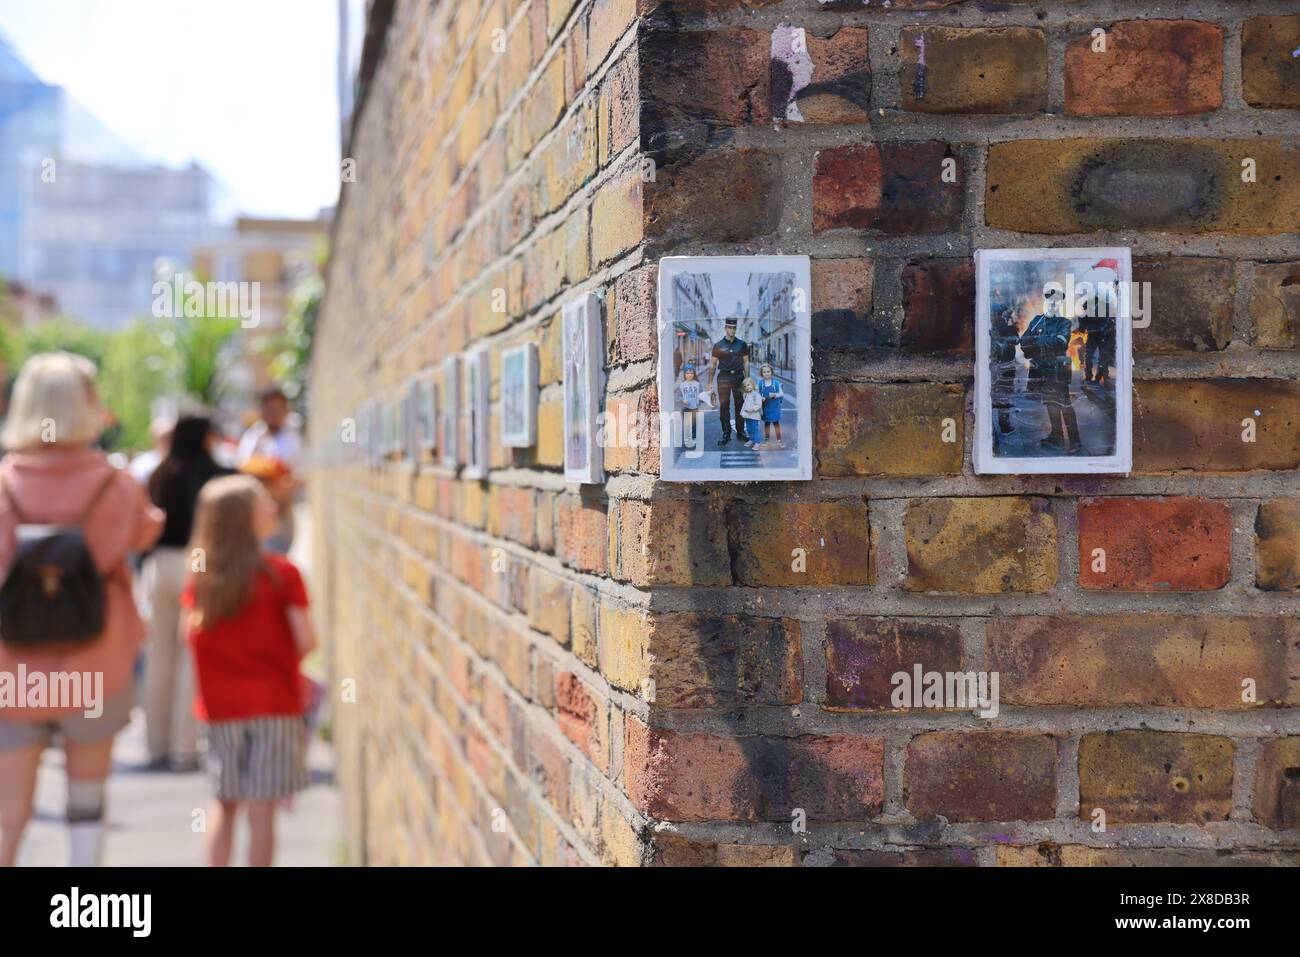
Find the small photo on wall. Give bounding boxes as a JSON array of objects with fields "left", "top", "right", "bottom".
[
  {"left": 405, "top": 379, "right": 424, "bottom": 462},
  {"left": 974, "top": 247, "right": 1133, "bottom": 474},
  {"left": 381, "top": 397, "right": 398, "bottom": 459},
  {"left": 417, "top": 376, "right": 436, "bottom": 452},
  {"left": 500, "top": 343, "right": 538, "bottom": 448},
  {"left": 657, "top": 255, "right": 812, "bottom": 482},
  {"left": 463, "top": 348, "right": 490, "bottom": 479},
  {"left": 562, "top": 292, "right": 604, "bottom": 485},
  {"left": 440, "top": 355, "right": 460, "bottom": 469}
]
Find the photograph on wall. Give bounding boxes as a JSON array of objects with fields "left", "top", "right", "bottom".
[
  {"left": 562, "top": 292, "right": 604, "bottom": 484},
  {"left": 440, "top": 355, "right": 460, "bottom": 468},
  {"left": 657, "top": 255, "right": 812, "bottom": 482},
  {"left": 418, "top": 376, "right": 436, "bottom": 451},
  {"left": 500, "top": 342, "right": 537, "bottom": 448},
  {"left": 405, "top": 379, "right": 425, "bottom": 462},
  {"left": 463, "top": 348, "right": 489, "bottom": 479},
  {"left": 974, "top": 247, "right": 1132, "bottom": 474}
]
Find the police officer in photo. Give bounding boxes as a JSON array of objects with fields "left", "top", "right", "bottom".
[
  {"left": 1020, "top": 286, "right": 1082, "bottom": 453},
  {"left": 707, "top": 317, "right": 750, "bottom": 445}
]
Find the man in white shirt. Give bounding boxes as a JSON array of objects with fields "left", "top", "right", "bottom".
[
  {"left": 237, "top": 386, "right": 304, "bottom": 553},
  {"left": 236, "top": 387, "right": 303, "bottom": 469}
]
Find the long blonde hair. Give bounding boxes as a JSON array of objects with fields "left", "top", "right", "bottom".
[{"left": 189, "top": 475, "right": 266, "bottom": 627}]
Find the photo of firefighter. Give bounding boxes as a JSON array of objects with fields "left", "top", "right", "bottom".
[{"left": 989, "top": 258, "right": 1120, "bottom": 459}]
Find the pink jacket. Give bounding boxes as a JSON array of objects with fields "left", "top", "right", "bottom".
[{"left": 0, "top": 448, "right": 164, "bottom": 721}]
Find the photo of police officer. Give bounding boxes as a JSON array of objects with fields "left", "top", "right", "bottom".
[
  {"left": 987, "top": 258, "right": 1121, "bottom": 460},
  {"left": 659, "top": 260, "right": 808, "bottom": 480},
  {"left": 706, "top": 317, "right": 750, "bottom": 445}
]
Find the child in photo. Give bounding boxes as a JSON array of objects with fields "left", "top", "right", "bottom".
[
  {"left": 182, "top": 474, "right": 317, "bottom": 867},
  {"left": 676, "top": 365, "right": 702, "bottom": 411},
  {"left": 740, "top": 377, "right": 764, "bottom": 449},
  {"left": 757, "top": 363, "right": 784, "bottom": 449}
]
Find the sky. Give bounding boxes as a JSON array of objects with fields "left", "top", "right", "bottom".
[{"left": 1, "top": 0, "right": 346, "bottom": 220}]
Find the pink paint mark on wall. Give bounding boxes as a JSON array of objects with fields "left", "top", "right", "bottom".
[{"left": 771, "top": 24, "right": 815, "bottom": 123}]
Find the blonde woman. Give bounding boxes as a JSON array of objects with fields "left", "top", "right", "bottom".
[
  {"left": 182, "top": 475, "right": 316, "bottom": 866},
  {"left": 0, "top": 352, "right": 163, "bottom": 866}
]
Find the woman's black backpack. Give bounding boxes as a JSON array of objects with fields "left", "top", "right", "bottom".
[{"left": 0, "top": 470, "right": 118, "bottom": 649}]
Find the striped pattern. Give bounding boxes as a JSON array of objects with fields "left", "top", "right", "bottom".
[{"left": 204, "top": 716, "right": 308, "bottom": 801}]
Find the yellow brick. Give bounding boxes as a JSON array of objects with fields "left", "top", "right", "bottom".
[{"left": 597, "top": 601, "right": 648, "bottom": 692}]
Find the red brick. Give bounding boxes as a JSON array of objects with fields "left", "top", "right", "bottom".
[
  {"left": 638, "top": 27, "right": 770, "bottom": 148},
  {"left": 900, "top": 259, "right": 975, "bottom": 355},
  {"left": 900, "top": 26, "right": 1046, "bottom": 114},
  {"left": 816, "top": 382, "right": 964, "bottom": 477},
  {"left": 1078, "top": 731, "right": 1233, "bottom": 825},
  {"left": 825, "top": 619, "right": 963, "bottom": 711},
  {"left": 1134, "top": 379, "right": 1300, "bottom": 472},
  {"left": 905, "top": 732, "right": 1059, "bottom": 823},
  {"left": 729, "top": 499, "right": 871, "bottom": 586},
  {"left": 1065, "top": 20, "right": 1223, "bottom": 116},
  {"left": 611, "top": 263, "right": 656, "bottom": 365},
  {"left": 625, "top": 718, "right": 883, "bottom": 822},
  {"left": 987, "top": 615, "right": 1297, "bottom": 709},
  {"left": 555, "top": 496, "right": 609, "bottom": 574},
  {"left": 813, "top": 142, "right": 963, "bottom": 234},
  {"left": 555, "top": 671, "right": 609, "bottom": 773},
  {"left": 1077, "top": 497, "right": 1231, "bottom": 591}
]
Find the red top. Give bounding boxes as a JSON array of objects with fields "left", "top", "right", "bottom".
[{"left": 182, "top": 554, "right": 308, "bottom": 722}]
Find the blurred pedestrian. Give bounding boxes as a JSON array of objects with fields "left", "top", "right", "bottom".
[
  {"left": 0, "top": 352, "right": 163, "bottom": 866},
  {"left": 236, "top": 386, "right": 302, "bottom": 554},
  {"left": 183, "top": 475, "right": 316, "bottom": 867},
  {"left": 143, "top": 415, "right": 231, "bottom": 771},
  {"left": 127, "top": 416, "right": 175, "bottom": 487}
]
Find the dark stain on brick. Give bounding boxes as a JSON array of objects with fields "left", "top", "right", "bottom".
[{"left": 1069, "top": 141, "right": 1227, "bottom": 230}]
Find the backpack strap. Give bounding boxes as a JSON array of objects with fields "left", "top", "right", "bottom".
[
  {"left": 0, "top": 468, "right": 116, "bottom": 527},
  {"left": 78, "top": 470, "right": 120, "bottom": 526},
  {"left": 0, "top": 474, "right": 27, "bottom": 524}
]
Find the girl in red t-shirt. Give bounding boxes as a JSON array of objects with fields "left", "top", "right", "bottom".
[{"left": 181, "top": 475, "right": 317, "bottom": 867}]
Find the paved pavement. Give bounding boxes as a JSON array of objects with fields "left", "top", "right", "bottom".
[
  {"left": 17, "top": 503, "right": 342, "bottom": 867},
  {"left": 668, "top": 369, "right": 801, "bottom": 472}
]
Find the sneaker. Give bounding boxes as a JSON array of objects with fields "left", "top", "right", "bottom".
[
  {"left": 1040, "top": 437, "right": 1064, "bottom": 452},
  {"left": 718, "top": 434, "right": 731, "bottom": 446}
]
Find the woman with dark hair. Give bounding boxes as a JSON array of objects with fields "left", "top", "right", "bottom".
[{"left": 143, "top": 415, "right": 232, "bottom": 770}]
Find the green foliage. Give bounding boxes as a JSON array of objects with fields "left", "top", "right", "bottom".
[{"left": 266, "top": 238, "right": 327, "bottom": 408}]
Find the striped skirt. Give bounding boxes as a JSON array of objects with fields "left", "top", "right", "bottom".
[{"left": 204, "top": 716, "right": 309, "bottom": 801}]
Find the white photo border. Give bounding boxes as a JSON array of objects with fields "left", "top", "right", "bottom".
[
  {"left": 656, "top": 255, "right": 813, "bottom": 483},
  {"left": 463, "top": 347, "right": 490, "bottom": 479},
  {"left": 973, "top": 246, "right": 1133, "bottom": 475},
  {"left": 440, "top": 354, "right": 460, "bottom": 469},
  {"left": 562, "top": 291, "right": 604, "bottom": 485},
  {"left": 500, "top": 342, "right": 538, "bottom": 448}
]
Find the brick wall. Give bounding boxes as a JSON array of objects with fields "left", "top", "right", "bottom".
[{"left": 312, "top": 0, "right": 1300, "bottom": 866}]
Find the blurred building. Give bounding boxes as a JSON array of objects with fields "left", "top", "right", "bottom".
[
  {"left": 193, "top": 214, "right": 330, "bottom": 399},
  {"left": 0, "top": 35, "right": 216, "bottom": 329}
]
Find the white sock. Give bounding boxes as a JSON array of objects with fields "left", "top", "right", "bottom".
[{"left": 67, "top": 779, "right": 106, "bottom": 867}]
